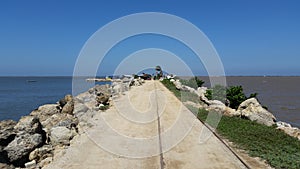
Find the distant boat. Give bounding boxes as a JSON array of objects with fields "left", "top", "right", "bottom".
[{"left": 27, "top": 80, "right": 37, "bottom": 83}]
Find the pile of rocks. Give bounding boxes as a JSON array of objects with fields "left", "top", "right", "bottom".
[
  {"left": 0, "top": 82, "right": 114, "bottom": 168},
  {"left": 0, "top": 91, "right": 93, "bottom": 168},
  {"left": 130, "top": 78, "right": 144, "bottom": 87},
  {"left": 276, "top": 121, "right": 300, "bottom": 140},
  {"left": 170, "top": 79, "right": 300, "bottom": 137}
]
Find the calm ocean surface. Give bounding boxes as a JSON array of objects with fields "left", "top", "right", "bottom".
[
  {"left": 0, "top": 76, "right": 299, "bottom": 127},
  {"left": 0, "top": 77, "right": 107, "bottom": 121}
]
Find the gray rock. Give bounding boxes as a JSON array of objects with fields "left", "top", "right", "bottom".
[
  {"left": 4, "top": 133, "right": 43, "bottom": 165},
  {"left": 238, "top": 98, "right": 276, "bottom": 126},
  {"left": 61, "top": 100, "right": 74, "bottom": 115},
  {"left": 14, "top": 116, "right": 43, "bottom": 135},
  {"left": 74, "top": 103, "right": 89, "bottom": 115},
  {"left": 41, "top": 113, "right": 78, "bottom": 144},
  {"left": 89, "top": 85, "right": 111, "bottom": 96},
  {"left": 42, "top": 113, "right": 78, "bottom": 131},
  {"left": 50, "top": 127, "right": 76, "bottom": 146},
  {"left": 0, "top": 120, "right": 17, "bottom": 147},
  {"left": 30, "top": 104, "right": 60, "bottom": 122}
]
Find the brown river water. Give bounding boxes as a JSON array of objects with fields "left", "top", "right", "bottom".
[{"left": 198, "top": 76, "right": 300, "bottom": 127}]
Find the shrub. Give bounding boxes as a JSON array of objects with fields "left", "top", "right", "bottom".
[
  {"left": 180, "top": 77, "right": 205, "bottom": 89},
  {"left": 226, "top": 86, "right": 247, "bottom": 109},
  {"left": 205, "top": 85, "right": 227, "bottom": 103},
  {"left": 205, "top": 85, "right": 258, "bottom": 109}
]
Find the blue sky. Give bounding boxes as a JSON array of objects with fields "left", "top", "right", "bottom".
[{"left": 0, "top": 0, "right": 299, "bottom": 76}]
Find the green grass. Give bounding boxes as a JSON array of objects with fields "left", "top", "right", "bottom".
[
  {"left": 197, "top": 109, "right": 300, "bottom": 169},
  {"left": 161, "top": 79, "right": 199, "bottom": 103},
  {"left": 161, "top": 79, "right": 300, "bottom": 169}
]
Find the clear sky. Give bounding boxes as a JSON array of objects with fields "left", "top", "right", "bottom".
[{"left": 0, "top": 0, "right": 299, "bottom": 76}]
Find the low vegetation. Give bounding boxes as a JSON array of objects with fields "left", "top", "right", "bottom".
[
  {"left": 206, "top": 85, "right": 257, "bottom": 109},
  {"left": 161, "top": 79, "right": 300, "bottom": 169},
  {"left": 180, "top": 77, "right": 204, "bottom": 89},
  {"left": 161, "top": 79, "right": 199, "bottom": 103},
  {"left": 197, "top": 108, "right": 300, "bottom": 169}
]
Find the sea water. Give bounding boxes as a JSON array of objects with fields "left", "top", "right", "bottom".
[{"left": 0, "top": 76, "right": 299, "bottom": 127}]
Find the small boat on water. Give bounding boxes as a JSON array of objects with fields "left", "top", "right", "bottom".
[{"left": 27, "top": 80, "right": 37, "bottom": 83}]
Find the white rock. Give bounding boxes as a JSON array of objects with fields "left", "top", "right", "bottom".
[
  {"left": 173, "top": 80, "right": 183, "bottom": 90},
  {"left": 276, "top": 121, "right": 291, "bottom": 128},
  {"left": 25, "top": 160, "right": 36, "bottom": 168},
  {"left": 276, "top": 121, "right": 300, "bottom": 140},
  {"left": 237, "top": 98, "right": 276, "bottom": 126},
  {"left": 50, "top": 126, "right": 75, "bottom": 146},
  {"left": 207, "top": 100, "right": 240, "bottom": 117}
]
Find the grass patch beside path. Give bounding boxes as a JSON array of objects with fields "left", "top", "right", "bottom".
[
  {"left": 197, "top": 109, "right": 300, "bottom": 169},
  {"left": 161, "top": 79, "right": 300, "bottom": 169},
  {"left": 161, "top": 79, "right": 199, "bottom": 103}
]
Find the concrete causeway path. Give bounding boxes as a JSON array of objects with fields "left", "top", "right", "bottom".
[{"left": 45, "top": 80, "right": 247, "bottom": 169}]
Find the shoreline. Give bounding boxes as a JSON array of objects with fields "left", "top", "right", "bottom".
[{"left": 0, "top": 76, "right": 299, "bottom": 168}]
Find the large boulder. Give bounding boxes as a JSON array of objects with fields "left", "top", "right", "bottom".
[
  {"left": 237, "top": 98, "right": 276, "bottom": 126},
  {"left": 49, "top": 126, "right": 76, "bottom": 146},
  {"left": 88, "top": 85, "right": 111, "bottom": 98},
  {"left": 0, "top": 120, "right": 17, "bottom": 147},
  {"left": 207, "top": 100, "right": 240, "bottom": 117},
  {"left": 197, "top": 87, "right": 210, "bottom": 104},
  {"left": 3, "top": 116, "right": 45, "bottom": 166},
  {"left": 4, "top": 133, "right": 43, "bottom": 166},
  {"left": 41, "top": 113, "right": 78, "bottom": 139},
  {"left": 94, "top": 84, "right": 111, "bottom": 96},
  {"left": 74, "top": 103, "right": 89, "bottom": 115},
  {"left": 30, "top": 104, "right": 60, "bottom": 122},
  {"left": 14, "top": 116, "right": 43, "bottom": 135}
]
